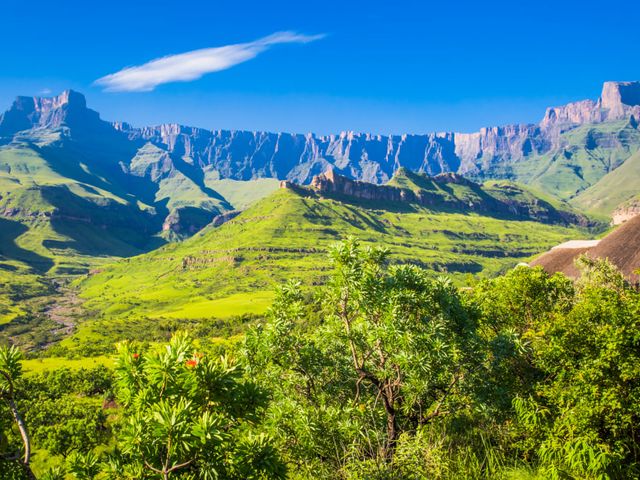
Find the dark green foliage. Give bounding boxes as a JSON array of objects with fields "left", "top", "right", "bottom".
[
  {"left": 241, "top": 241, "right": 640, "bottom": 478},
  {"left": 470, "top": 258, "right": 640, "bottom": 479},
  {"left": 243, "top": 238, "right": 483, "bottom": 476},
  {"left": 2, "top": 240, "right": 640, "bottom": 479},
  {"left": 108, "top": 333, "right": 286, "bottom": 479},
  {"left": 17, "top": 367, "right": 112, "bottom": 456}
]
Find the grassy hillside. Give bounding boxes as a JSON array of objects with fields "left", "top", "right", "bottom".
[
  {"left": 203, "top": 173, "right": 280, "bottom": 210},
  {"left": 73, "top": 186, "right": 590, "bottom": 352},
  {"left": 571, "top": 150, "right": 640, "bottom": 215},
  {"left": 476, "top": 119, "right": 640, "bottom": 201},
  {"left": 0, "top": 139, "right": 281, "bottom": 341},
  {"left": 387, "top": 168, "right": 590, "bottom": 224}
]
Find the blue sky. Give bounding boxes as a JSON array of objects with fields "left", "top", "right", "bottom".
[{"left": 1, "top": 0, "right": 639, "bottom": 134}]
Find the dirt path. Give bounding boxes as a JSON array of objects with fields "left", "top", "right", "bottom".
[{"left": 43, "top": 286, "right": 81, "bottom": 338}]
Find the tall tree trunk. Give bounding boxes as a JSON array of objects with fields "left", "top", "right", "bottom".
[
  {"left": 7, "top": 396, "right": 30, "bottom": 465},
  {"left": 381, "top": 391, "right": 398, "bottom": 460},
  {"left": 1, "top": 369, "right": 36, "bottom": 479},
  {"left": 385, "top": 410, "right": 398, "bottom": 459}
]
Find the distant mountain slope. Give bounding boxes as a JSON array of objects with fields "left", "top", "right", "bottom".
[
  {"left": 74, "top": 181, "right": 591, "bottom": 350},
  {"left": 481, "top": 118, "right": 640, "bottom": 200},
  {"left": 312, "top": 168, "right": 592, "bottom": 226},
  {"left": 0, "top": 91, "right": 280, "bottom": 246},
  {"left": 0, "top": 142, "right": 158, "bottom": 269},
  {"left": 611, "top": 194, "right": 640, "bottom": 224},
  {"left": 0, "top": 81, "right": 639, "bottom": 240},
  {"left": 571, "top": 149, "right": 640, "bottom": 215},
  {"left": 109, "top": 81, "right": 640, "bottom": 202},
  {"left": 0, "top": 98, "right": 280, "bottom": 276}
]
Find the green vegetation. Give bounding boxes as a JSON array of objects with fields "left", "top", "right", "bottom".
[
  {"left": 0, "top": 138, "right": 282, "bottom": 350},
  {"left": 475, "top": 119, "right": 640, "bottom": 203},
  {"left": 203, "top": 173, "right": 280, "bottom": 210},
  {"left": 385, "top": 168, "right": 589, "bottom": 224},
  {"left": 572, "top": 150, "right": 640, "bottom": 214},
  {"left": 72, "top": 185, "right": 591, "bottom": 353},
  {"left": 1, "top": 240, "right": 639, "bottom": 479},
  {"left": 3, "top": 87, "right": 640, "bottom": 477},
  {"left": 1, "top": 108, "right": 638, "bottom": 477},
  {"left": 106, "top": 334, "right": 285, "bottom": 478}
]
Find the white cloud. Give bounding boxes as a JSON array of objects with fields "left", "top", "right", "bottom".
[{"left": 94, "top": 31, "right": 325, "bottom": 92}]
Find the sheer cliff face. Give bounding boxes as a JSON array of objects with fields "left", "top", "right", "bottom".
[
  {"left": 109, "top": 81, "right": 640, "bottom": 184},
  {"left": 113, "top": 125, "right": 465, "bottom": 183},
  {"left": 2, "top": 82, "right": 640, "bottom": 186},
  {"left": 541, "top": 81, "right": 640, "bottom": 129},
  {"left": 0, "top": 90, "right": 104, "bottom": 136}
]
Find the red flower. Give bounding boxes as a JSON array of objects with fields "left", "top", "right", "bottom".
[
  {"left": 132, "top": 353, "right": 140, "bottom": 360},
  {"left": 185, "top": 359, "right": 198, "bottom": 368}
]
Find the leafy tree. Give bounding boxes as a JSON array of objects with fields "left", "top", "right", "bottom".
[
  {"left": 17, "top": 366, "right": 112, "bottom": 457},
  {"left": 109, "top": 333, "right": 286, "bottom": 479},
  {"left": 245, "top": 238, "right": 480, "bottom": 473},
  {"left": 66, "top": 450, "right": 101, "bottom": 479},
  {"left": 473, "top": 259, "right": 640, "bottom": 479},
  {"left": 526, "top": 258, "right": 640, "bottom": 479},
  {"left": 470, "top": 266, "right": 574, "bottom": 413}
]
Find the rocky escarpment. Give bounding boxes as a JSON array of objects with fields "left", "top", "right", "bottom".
[
  {"left": 2, "top": 83, "right": 638, "bottom": 187},
  {"left": 541, "top": 81, "right": 640, "bottom": 129},
  {"left": 308, "top": 168, "right": 476, "bottom": 204},
  {"left": 309, "top": 168, "right": 413, "bottom": 202},
  {"left": 107, "top": 81, "right": 640, "bottom": 185},
  {"left": 612, "top": 196, "right": 640, "bottom": 225},
  {"left": 0, "top": 90, "right": 114, "bottom": 138},
  {"left": 285, "top": 168, "right": 589, "bottom": 226}
]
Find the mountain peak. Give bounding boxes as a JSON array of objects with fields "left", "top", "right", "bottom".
[
  {"left": 541, "top": 80, "right": 640, "bottom": 129},
  {"left": 0, "top": 89, "right": 102, "bottom": 137},
  {"left": 12, "top": 89, "right": 86, "bottom": 114},
  {"left": 600, "top": 81, "right": 640, "bottom": 117}
]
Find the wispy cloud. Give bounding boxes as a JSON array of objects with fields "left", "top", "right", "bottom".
[{"left": 94, "top": 31, "right": 325, "bottom": 92}]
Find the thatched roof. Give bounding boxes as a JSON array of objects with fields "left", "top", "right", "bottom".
[{"left": 531, "top": 215, "right": 640, "bottom": 282}]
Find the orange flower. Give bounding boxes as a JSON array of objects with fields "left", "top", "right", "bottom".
[
  {"left": 185, "top": 359, "right": 198, "bottom": 368},
  {"left": 194, "top": 352, "right": 204, "bottom": 359},
  {"left": 132, "top": 353, "right": 140, "bottom": 360}
]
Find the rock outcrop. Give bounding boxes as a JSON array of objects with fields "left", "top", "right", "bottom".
[
  {"left": 612, "top": 196, "right": 640, "bottom": 225},
  {"left": 162, "top": 206, "right": 219, "bottom": 237},
  {"left": 0, "top": 90, "right": 107, "bottom": 136},
  {"left": 541, "top": 81, "right": 640, "bottom": 129},
  {"left": 288, "top": 168, "right": 589, "bottom": 226},
  {"left": 309, "top": 168, "right": 409, "bottom": 202},
  {"left": 210, "top": 210, "right": 241, "bottom": 227}
]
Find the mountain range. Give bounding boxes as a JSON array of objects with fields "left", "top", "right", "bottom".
[
  {"left": 113, "top": 80, "right": 640, "bottom": 187},
  {"left": 0, "top": 81, "right": 637, "bottom": 264},
  {"left": 2, "top": 81, "right": 639, "bottom": 215},
  {"left": 0, "top": 81, "right": 637, "bottom": 268},
  {"left": 2, "top": 81, "right": 640, "bottom": 349}
]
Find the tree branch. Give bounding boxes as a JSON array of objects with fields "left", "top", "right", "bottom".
[{"left": 0, "top": 369, "right": 32, "bottom": 470}]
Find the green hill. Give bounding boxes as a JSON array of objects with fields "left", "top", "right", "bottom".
[
  {"left": 0, "top": 137, "right": 278, "bottom": 329},
  {"left": 71, "top": 184, "right": 591, "bottom": 353},
  {"left": 385, "top": 168, "right": 590, "bottom": 224},
  {"left": 475, "top": 119, "right": 640, "bottom": 201},
  {"left": 571, "top": 150, "right": 640, "bottom": 215}
]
